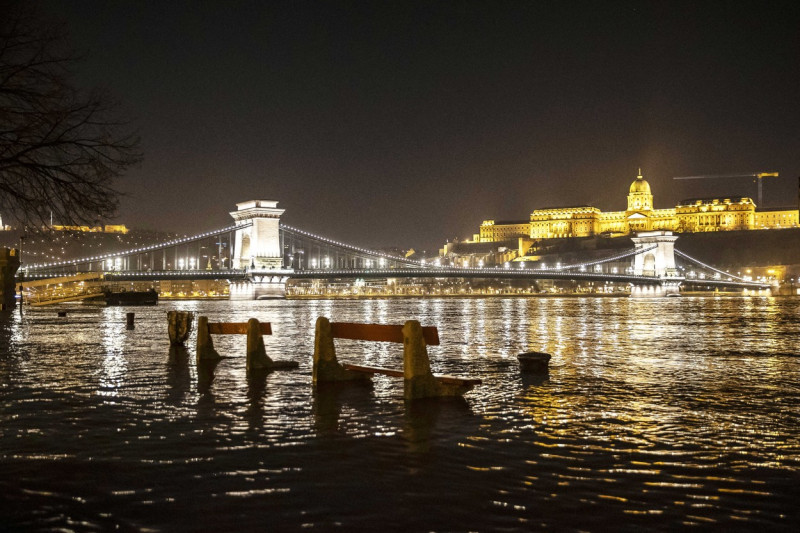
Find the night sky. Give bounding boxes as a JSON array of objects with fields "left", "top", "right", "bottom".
[{"left": 37, "top": 0, "right": 800, "bottom": 251}]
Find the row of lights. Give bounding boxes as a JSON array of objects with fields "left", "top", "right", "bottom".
[
  {"left": 295, "top": 267, "right": 643, "bottom": 280},
  {"left": 448, "top": 244, "right": 657, "bottom": 273},
  {"left": 26, "top": 223, "right": 251, "bottom": 271}
]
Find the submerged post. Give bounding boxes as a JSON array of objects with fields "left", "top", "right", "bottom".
[
  {"left": 126, "top": 312, "right": 135, "bottom": 330},
  {"left": 168, "top": 311, "right": 195, "bottom": 346},
  {"left": 517, "top": 351, "right": 551, "bottom": 373}
]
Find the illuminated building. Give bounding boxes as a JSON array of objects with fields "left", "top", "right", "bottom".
[
  {"left": 50, "top": 224, "right": 130, "bottom": 234},
  {"left": 478, "top": 170, "right": 798, "bottom": 242}
]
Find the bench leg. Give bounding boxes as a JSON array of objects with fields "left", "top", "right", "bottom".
[
  {"left": 196, "top": 316, "right": 221, "bottom": 363},
  {"left": 313, "top": 316, "right": 371, "bottom": 384},
  {"left": 247, "top": 318, "right": 299, "bottom": 372},
  {"left": 403, "top": 320, "right": 472, "bottom": 399},
  {"left": 246, "top": 318, "right": 273, "bottom": 371}
]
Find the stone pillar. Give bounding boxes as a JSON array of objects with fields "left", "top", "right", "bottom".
[
  {"left": 312, "top": 316, "right": 371, "bottom": 383},
  {"left": 196, "top": 316, "right": 221, "bottom": 362},
  {"left": 168, "top": 311, "right": 195, "bottom": 346},
  {"left": 631, "top": 231, "right": 682, "bottom": 298},
  {"left": 631, "top": 231, "right": 679, "bottom": 278},
  {"left": 0, "top": 248, "right": 21, "bottom": 310},
  {"left": 230, "top": 200, "right": 285, "bottom": 270},
  {"left": 402, "top": 320, "right": 468, "bottom": 400}
]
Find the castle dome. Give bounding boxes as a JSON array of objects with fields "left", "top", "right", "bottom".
[{"left": 629, "top": 170, "right": 651, "bottom": 194}]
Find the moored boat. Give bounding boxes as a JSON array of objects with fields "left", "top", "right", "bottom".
[{"left": 104, "top": 288, "right": 158, "bottom": 306}]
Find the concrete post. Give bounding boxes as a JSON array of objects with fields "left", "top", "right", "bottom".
[
  {"left": 402, "top": 320, "right": 469, "bottom": 400},
  {"left": 196, "top": 315, "right": 221, "bottom": 363},
  {"left": 168, "top": 311, "right": 195, "bottom": 346},
  {"left": 0, "top": 248, "right": 21, "bottom": 311},
  {"left": 312, "top": 316, "right": 371, "bottom": 383}
]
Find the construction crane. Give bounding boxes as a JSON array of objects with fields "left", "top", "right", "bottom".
[{"left": 673, "top": 172, "right": 779, "bottom": 207}]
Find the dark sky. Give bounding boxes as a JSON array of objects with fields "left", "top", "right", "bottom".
[{"left": 37, "top": 0, "right": 800, "bottom": 251}]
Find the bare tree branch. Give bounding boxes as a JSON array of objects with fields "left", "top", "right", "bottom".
[{"left": 0, "top": 1, "right": 142, "bottom": 228}]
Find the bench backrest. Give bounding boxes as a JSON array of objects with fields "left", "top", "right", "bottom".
[
  {"left": 207, "top": 322, "right": 272, "bottom": 335},
  {"left": 329, "top": 322, "right": 439, "bottom": 345}
]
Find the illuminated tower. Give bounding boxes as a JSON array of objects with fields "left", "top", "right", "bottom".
[
  {"left": 230, "top": 200, "right": 285, "bottom": 270},
  {"left": 627, "top": 169, "right": 653, "bottom": 212}
]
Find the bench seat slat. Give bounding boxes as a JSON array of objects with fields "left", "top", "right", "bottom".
[
  {"left": 330, "top": 322, "right": 439, "bottom": 345},
  {"left": 342, "top": 363, "right": 404, "bottom": 377},
  {"left": 208, "top": 322, "right": 272, "bottom": 335},
  {"left": 342, "top": 363, "right": 481, "bottom": 386}
]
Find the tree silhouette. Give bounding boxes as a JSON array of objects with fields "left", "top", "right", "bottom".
[{"left": 0, "top": 2, "right": 142, "bottom": 228}]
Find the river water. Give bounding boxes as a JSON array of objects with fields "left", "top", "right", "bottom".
[{"left": 1, "top": 296, "right": 799, "bottom": 531}]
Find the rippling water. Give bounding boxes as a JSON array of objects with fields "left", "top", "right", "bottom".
[{"left": 2, "top": 297, "right": 799, "bottom": 531}]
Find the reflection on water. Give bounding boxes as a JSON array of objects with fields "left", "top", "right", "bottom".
[{"left": 1, "top": 297, "right": 799, "bottom": 530}]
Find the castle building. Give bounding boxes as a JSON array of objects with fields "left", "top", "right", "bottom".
[{"left": 477, "top": 170, "right": 798, "bottom": 243}]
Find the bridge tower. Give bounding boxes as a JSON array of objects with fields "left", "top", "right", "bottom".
[
  {"left": 630, "top": 230, "right": 682, "bottom": 297},
  {"left": 230, "top": 200, "right": 285, "bottom": 270}
]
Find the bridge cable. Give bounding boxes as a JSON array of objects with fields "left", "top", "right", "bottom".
[
  {"left": 25, "top": 222, "right": 252, "bottom": 272},
  {"left": 673, "top": 249, "right": 749, "bottom": 282},
  {"left": 539, "top": 244, "right": 657, "bottom": 272},
  {"left": 279, "top": 223, "right": 423, "bottom": 266}
]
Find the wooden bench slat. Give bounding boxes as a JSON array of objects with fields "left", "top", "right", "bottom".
[
  {"left": 342, "top": 363, "right": 404, "bottom": 377},
  {"left": 207, "top": 322, "right": 272, "bottom": 335},
  {"left": 435, "top": 375, "right": 482, "bottom": 386},
  {"left": 330, "top": 322, "right": 439, "bottom": 345},
  {"left": 341, "top": 363, "right": 481, "bottom": 386}
]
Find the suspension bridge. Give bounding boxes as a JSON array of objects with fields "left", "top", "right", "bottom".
[{"left": 14, "top": 199, "right": 772, "bottom": 304}]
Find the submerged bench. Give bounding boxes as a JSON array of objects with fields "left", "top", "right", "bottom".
[
  {"left": 196, "top": 316, "right": 298, "bottom": 372},
  {"left": 312, "top": 317, "right": 480, "bottom": 400}
]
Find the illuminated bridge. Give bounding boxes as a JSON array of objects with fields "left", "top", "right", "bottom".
[{"left": 18, "top": 199, "right": 772, "bottom": 301}]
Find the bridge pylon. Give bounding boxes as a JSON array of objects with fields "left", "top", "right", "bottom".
[
  {"left": 230, "top": 200, "right": 285, "bottom": 270},
  {"left": 630, "top": 230, "right": 683, "bottom": 297}
]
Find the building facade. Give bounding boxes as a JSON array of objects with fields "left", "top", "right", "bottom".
[{"left": 479, "top": 171, "right": 798, "bottom": 242}]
